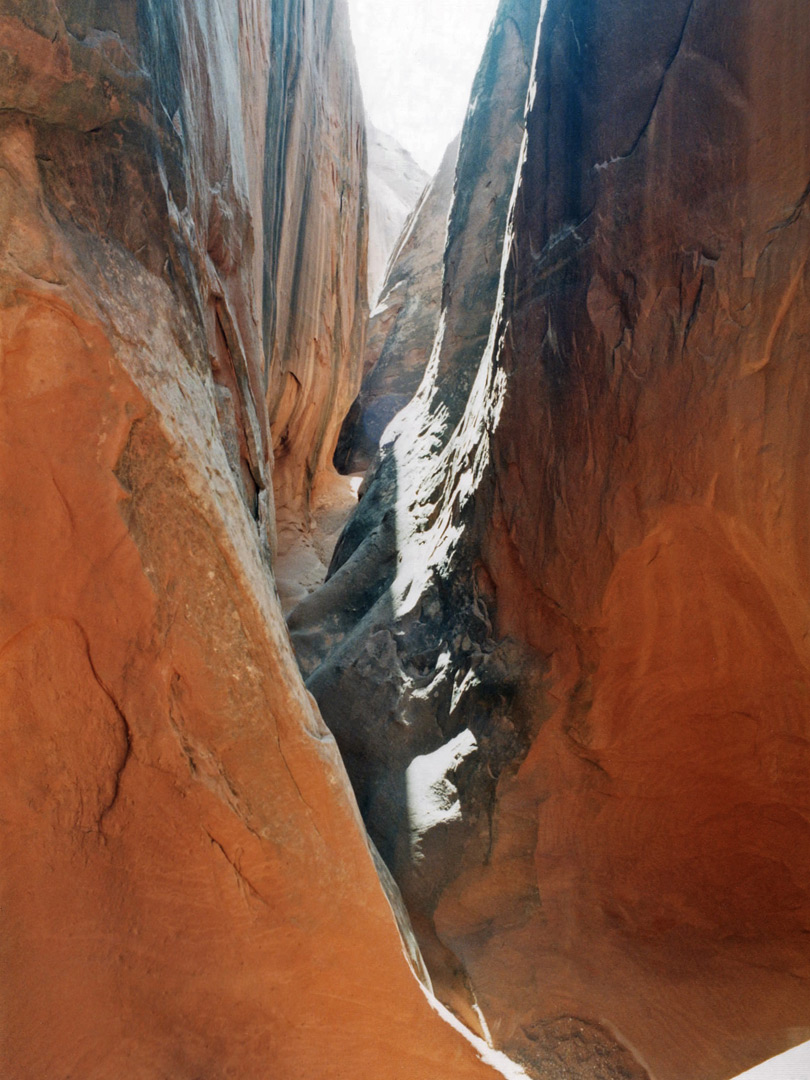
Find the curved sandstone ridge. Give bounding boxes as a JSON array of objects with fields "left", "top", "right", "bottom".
[
  {"left": 294, "top": 0, "right": 810, "bottom": 1078},
  {"left": 0, "top": 3, "right": 523, "bottom": 1078}
]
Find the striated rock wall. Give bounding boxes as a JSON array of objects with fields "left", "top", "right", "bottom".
[
  {"left": 335, "top": 133, "right": 459, "bottom": 475},
  {"left": 0, "top": 3, "right": 523, "bottom": 1078},
  {"left": 264, "top": 0, "right": 368, "bottom": 516},
  {"left": 292, "top": 0, "right": 810, "bottom": 1077}
]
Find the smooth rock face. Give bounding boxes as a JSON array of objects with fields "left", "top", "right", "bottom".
[
  {"left": 732, "top": 1041, "right": 810, "bottom": 1080},
  {"left": 335, "top": 134, "right": 459, "bottom": 475},
  {"left": 294, "top": 0, "right": 810, "bottom": 1078},
  {"left": 366, "top": 121, "right": 429, "bottom": 306},
  {"left": 264, "top": 0, "right": 369, "bottom": 516},
  {"left": 0, "top": 4, "right": 522, "bottom": 1078}
]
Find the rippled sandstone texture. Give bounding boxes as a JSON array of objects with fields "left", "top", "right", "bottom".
[
  {"left": 294, "top": 0, "right": 810, "bottom": 1077},
  {"left": 0, "top": 3, "right": 523, "bottom": 1078}
]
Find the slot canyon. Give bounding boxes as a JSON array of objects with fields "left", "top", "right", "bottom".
[{"left": 1, "top": 1, "right": 809, "bottom": 1078}]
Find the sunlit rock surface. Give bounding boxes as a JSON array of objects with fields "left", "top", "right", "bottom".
[
  {"left": 293, "top": 0, "right": 810, "bottom": 1077},
  {"left": 0, "top": 3, "right": 525, "bottom": 1077},
  {"left": 335, "top": 133, "right": 459, "bottom": 474},
  {"left": 366, "top": 121, "right": 428, "bottom": 306}
]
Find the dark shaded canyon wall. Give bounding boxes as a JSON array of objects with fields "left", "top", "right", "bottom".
[
  {"left": 263, "top": 0, "right": 368, "bottom": 516},
  {"left": 294, "top": 0, "right": 810, "bottom": 1078},
  {"left": 0, "top": 4, "right": 520, "bottom": 1078},
  {"left": 335, "top": 133, "right": 460, "bottom": 475}
]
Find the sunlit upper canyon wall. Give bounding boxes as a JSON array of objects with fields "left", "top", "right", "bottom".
[{"left": 1, "top": 2, "right": 809, "bottom": 1080}]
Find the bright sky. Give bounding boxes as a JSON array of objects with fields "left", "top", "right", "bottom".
[{"left": 347, "top": 0, "right": 501, "bottom": 174}]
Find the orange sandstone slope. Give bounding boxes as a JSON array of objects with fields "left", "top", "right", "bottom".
[{"left": 0, "top": 3, "right": 517, "bottom": 1078}]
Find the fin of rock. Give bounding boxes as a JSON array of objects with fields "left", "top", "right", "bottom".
[{"left": 366, "top": 121, "right": 430, "bottom": 307}]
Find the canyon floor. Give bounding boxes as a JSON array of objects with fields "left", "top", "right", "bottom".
[{"left": 275, "top": 471, "right": 364, "bottom": 614}]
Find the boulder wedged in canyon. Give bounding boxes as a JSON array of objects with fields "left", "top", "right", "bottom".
[
  {"left": 335, "top": 133, "right": 459, "bottom": 475},
  {"left": 292, "top": 0, "right": 810, "bottom": 1078},
  {"left": 366, "top": 121, "right": 429, "bottom": 306},
  {"left": 0, "top": 4, "right": 526, "bottom": 1078}
]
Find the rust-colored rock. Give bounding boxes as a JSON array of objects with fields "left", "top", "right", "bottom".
[
  {"left": 0, "top": 4, "right": 526, "bottom": 1078},
  {"left": 263, "top": 0, "right": 368, "bottom": 517},
  {"left": 0, "top": 289, "right": 511, "bottom": 1080},
  {"left": 456, "top": 1, "right": 810, "bottom": 1075}
]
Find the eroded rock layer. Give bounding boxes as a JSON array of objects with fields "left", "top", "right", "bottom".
[
  {"left": 294, "top": 0, "right": 810, "bottom": 1077},
  {"left": 0, "top": 4, "right": 523, "bottom": 1078}
]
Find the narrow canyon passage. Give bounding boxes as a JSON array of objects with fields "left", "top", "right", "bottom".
[
  {"left": 290, "top": 0, "right": 810, "bottom": 1076},
  {"left": 1, "top": 2, "right": 809, "bottom": 1080}
]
